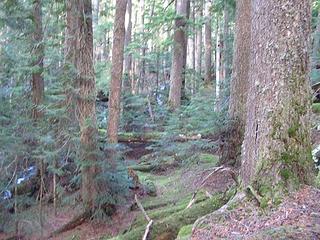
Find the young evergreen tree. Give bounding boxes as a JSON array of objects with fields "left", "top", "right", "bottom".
[
  {"left": 241, "top": 0, "right": 314, "bottom": 194},
  {"left": 107, "top": 0, "right": 127, "bottom": 143}
]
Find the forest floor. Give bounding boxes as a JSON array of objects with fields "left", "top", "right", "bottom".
[
  {"left": 1, "top": 127, "right": 320, "bottom": 240},
  {"left": 191, "top": 185, "right": 320, "bottom": 240}
]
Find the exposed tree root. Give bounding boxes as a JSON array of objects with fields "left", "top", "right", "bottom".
[
  {"left": 191, "top": 191, "right": 246, "bottom": 234},
  {"left": 49, "top": 209, "right": 92, "bottom": 237}
]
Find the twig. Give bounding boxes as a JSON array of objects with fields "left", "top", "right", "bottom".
[
  {"left": 142, "top": 220, "right": 153, "bottom": 240},
  {"left": 185, "top": 166, "right": 224, "bottom": 209},
  {"left": 135, "top": 194, "right": 151, "bottom": 222},
  {"left": 135, "top": 194, "right": 153, "bottom": 240}
]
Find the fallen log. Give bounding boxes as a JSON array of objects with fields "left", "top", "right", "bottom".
[{"left": 110, "top": 193, "right": 228, "bottom": 240}]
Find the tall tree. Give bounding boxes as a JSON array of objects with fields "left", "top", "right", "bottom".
[
  {"left": 74, "top": 0, "right": 99, "bottom": 209},
  {"left": 204, "top": 0, "right": 212, "bottom": 87},
  {"left": 195, "top": 0, "right": 203, "bottom": 84},
  {"left": 31, "top": 0, "right": 44, "bottom": 119},
  {"left": 220, "top": 0, "right": 251, "bottom": 166},
  {"left": 124, "top": 0, "right": 133, "bottom": 92},
  {"left": 107, "top": 0, "right": 127, "bottom": 143},
  {"left": 168, "top": 0, "right": 189, "bottom": 109},
  {"left": 241, "top": 0, "right": 314, "bottom": 194}
]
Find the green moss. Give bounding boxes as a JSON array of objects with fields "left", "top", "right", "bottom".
[
  {"left": 198, "top": 153, "right": 219, "bottom": 164},
  {"left": 280, "top": 168, "right": 292, "bottom": 181},
  {"left": 288, "top": 124, "right": 299, "bottom": 138},
  {"left": 312, "top": 103, "right": 320, "bottom": 114},
  {"left": 176, "top": 225, "right": 193, "bottom": 239}
]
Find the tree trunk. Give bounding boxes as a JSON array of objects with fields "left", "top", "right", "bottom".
[
  {"left": 93, "top": 0, "right": 100, "bottom": 62},
  {"left": 241, "top": 0, "right": 314, "bottom": 196},
  {"left": 181, "top": 0, "right": 190, "bottom": 97},
  {"left": 31, "top": 0, "right": 44, "bottom": 120},
  {"left": 74, "top": 0, "right": 99, "bottom": 209},
  {"left": 124, "top": 0, "right": 133, "bottom": 93},
  {"left": 195, "top": 0, "right": 203, "bottom": 86},
  {"left": 215, "top": 17, "right": 221, "bottom": 110},
  {"left": 168, "top": 0, "right": 189, "bottom": 110},
  {"left": 220, "top": 0, "right": 251, "bottom": 166},
  {"left": 204, "top": 0, "right": 212, "bottom": 87},
  {"left": 107, "top": 0, "right": 127, "bottom": 144}
]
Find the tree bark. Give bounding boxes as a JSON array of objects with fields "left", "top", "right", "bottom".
[
  {"left": 204, "top": 0, "right": 212, "bottom": 87},
  {"left": 241, "top": 0, "right": 314, "bottom": 195},
  {"left": 74, "top": 0, "right": 99, "bottom": 209},
  {"left": 124, "top": 0, "right": 133, "bottom": 93},
  {"left": 107, "top": 0, "right": 127, "bottom": 144},
  {"left": 195, "top": 0, "right": 203, "bottom": 86},
  {"left": 168, "top": 0, "right": 189, "bottom": 110},
  {"left": 31, "top": 0, "right": 44, "bottom": 120},
  {"left": 220, "top": 0, "right": 251, "bottom": 166}
]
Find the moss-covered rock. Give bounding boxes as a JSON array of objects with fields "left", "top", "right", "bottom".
[{"left": 176, "top": 224, "right": 192, "bottom": 240}]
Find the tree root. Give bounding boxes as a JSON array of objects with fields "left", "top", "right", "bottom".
[
  {"left": 49, "top": 209, "right": 92, "bottom": 237},
  {"left": 191, "top": 191, "right": 246, "bottom": 234}
]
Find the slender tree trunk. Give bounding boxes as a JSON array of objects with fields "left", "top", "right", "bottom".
[
  {"left": 93, "top": 0, "right": 100, "bottom": 62},
  {"left": 192, "top": 0, "right": 196, "bottom": 94},
  {"left": 204, "top": 0, "right": 212, "bottom": 87},
  {"left": 220, "top": 0, "right": 251, "bottom": 166},
  {"left": 312, "top": 12, "right": 320, "bottom": 82},
  {"left": 215, "top": 17, "right": 221, "bottom": 110},
  {"left": 124, "top": 0, "right": 133, "bottom": 93},
  {"left": 222, "top": 0, "right": 230, "bottom": 81},
  {"left": 241, "top": 0, "right": 314, "bottom": 194},
  {"left": 139, "top": 0, "right": 146, "bottom": 94},
  {"left": 74, "top": 0, "right": 99, "bottom": 209},
  {"left": 168, "top": 0, "right": 189, "bottom": 110},
  {"left": 107, "top": 0, "right": 127, "bottom": 144},
  {"left": 181, "top": 0, "right": 190, "bottom": 98},
  {"left": 31, "top": 0, "right": 44, "bottom": 119},
  {"left": 195, "top": 0, "right": 203, "bottom": 86}
]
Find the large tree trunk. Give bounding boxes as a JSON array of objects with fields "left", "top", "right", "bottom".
[
  {"left": 241, "top": 0, "right": 314, "bottom": 195},
  {"left": 168, "top": 0, "right": 189, "bottom": 110},
  {"left": 74, "top": 0, "right": 99, "bottom": 209},
  {"left": 31, "top": 0, "right": 44, "bottom": 120},
  {"left": 204, "top": 0, "right": 212, "bottom": 87},
  {"left": 107, "top": 0, "right": 127, "bottom": 144},
  {"left": 220, "top": 0, "right": 251, "bottom": 166}
]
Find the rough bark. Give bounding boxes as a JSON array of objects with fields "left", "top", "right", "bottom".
[
  {"left": 31, "top": 0, "right": 44, "bottom": 120},
  {"left": 107, "top": 0, "right": 127, "bottom": 144},
  {"left": 220, "top": 0, "right": 251, "bottom": 166},
  {"left": 241, "top": 0, "right": 314, "bottom": 195},
  {"left": 74, "top": 0, "right": 99, "bottom": 209},
  {"left": 168, "top": 0, "right": 189, "bottom": 110},
  {"left": 204, "top": 0, "right": 212, "bottom": 87}
]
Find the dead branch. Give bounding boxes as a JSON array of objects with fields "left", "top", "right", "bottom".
[
  {"left": 186, "top": 166, "right": 235, "bottom": 209},
  {"left": 142, "top": 220, "right": 153, "bottom": 240},
  {"left": 135, "top": 194, "right": 151, "bottom": 222},
  {"left": 135, "top": 194, "right": 154, "bottom": 240}
]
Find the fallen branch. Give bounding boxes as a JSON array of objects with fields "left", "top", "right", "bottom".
[
  {"left": 135, "top": 194, "right": 153, "bottom": 240},
  {"left": 142, "top": 220, "right": 153, "bottom": 240},
  {"left": 186, "top": 166, "right": 227, "bottom": 209},
  {"left": 135, "top": 194, "right": 151, "bottom": 222}
]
